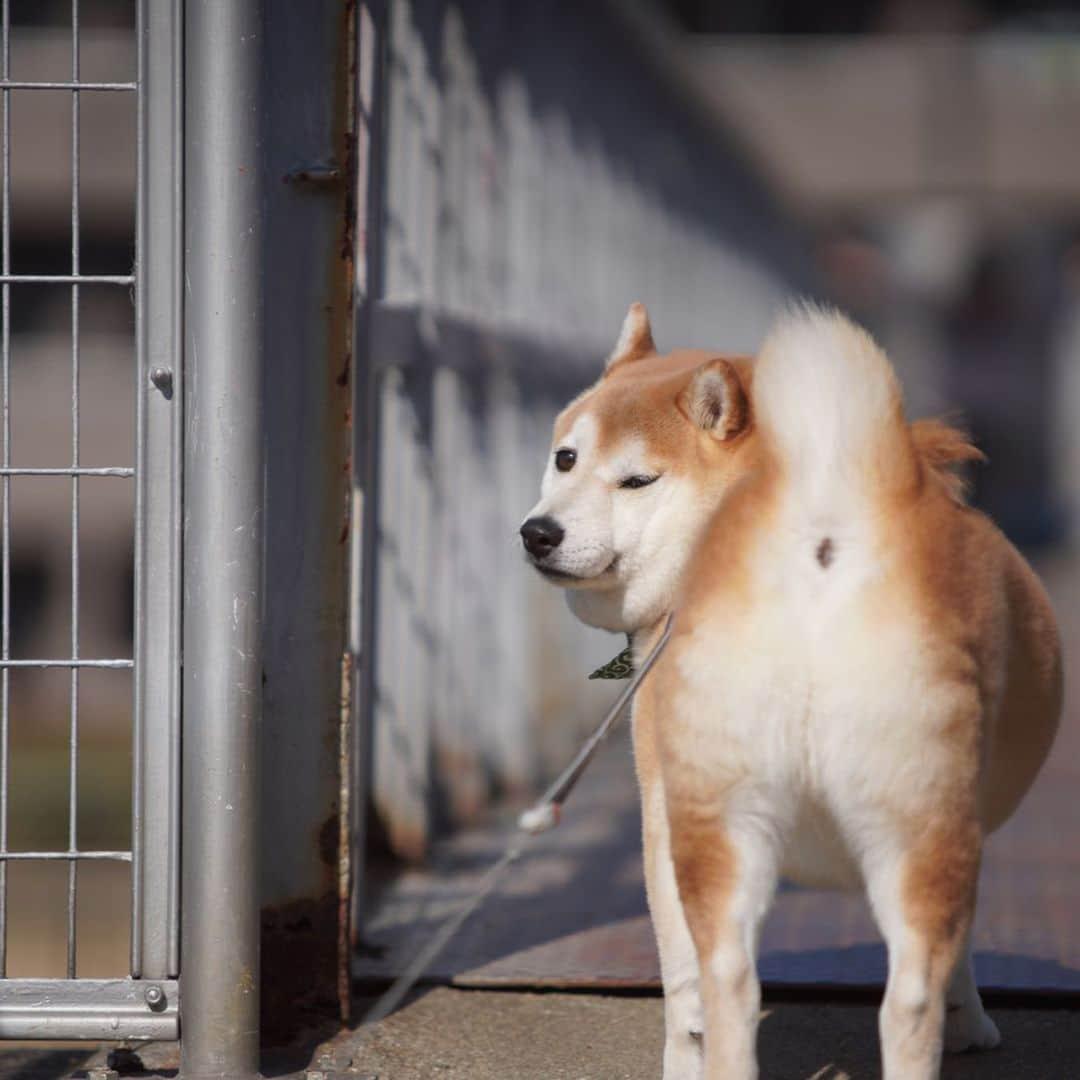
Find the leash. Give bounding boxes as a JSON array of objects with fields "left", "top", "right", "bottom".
[
  {"left": 517, "top": 614, "right": 674, "bottom": 835},
  {"left": 361, "top": 614, "right": 674, "bottom": 1026}
]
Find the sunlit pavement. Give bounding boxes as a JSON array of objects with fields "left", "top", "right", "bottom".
[{"left": 323, "top": 988, "right": 1080, "bottom": 1080}]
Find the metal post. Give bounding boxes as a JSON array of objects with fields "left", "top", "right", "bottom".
[
  {"left": 133, "top": 0, "right": 184, "bottom": 984},
  {"left": 182, "top": 1, "right": 263, "bottom": 1077}
]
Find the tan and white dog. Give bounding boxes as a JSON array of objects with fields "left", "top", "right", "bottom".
[{"left": 521, "top": 303, "right": 1062, "bottom": 1079}]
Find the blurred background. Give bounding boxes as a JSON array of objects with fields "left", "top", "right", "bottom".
[
  {"left": 3, "top": 0, "right": 1079, "bottom": 1009},
  {"left": 676, "top": 0, "right": 1080, "bottom": 548}
]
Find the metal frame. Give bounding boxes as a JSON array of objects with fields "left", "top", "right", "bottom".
[
  {"left": 181, "top": 1, "right": 263, "bottom": 1075},
  {"left": 0, "top": 978, "right": 178, "bottom": 1040},
  {"left": 133, "top": 0, "right": 183, "bottom": 985},
  {"left": 0, "top": 0, "right": 183, "bottom": 1044}
]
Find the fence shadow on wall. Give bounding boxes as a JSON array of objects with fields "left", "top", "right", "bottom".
[{"left": 359, "top": 0, "right": 816, "bottom": 863}]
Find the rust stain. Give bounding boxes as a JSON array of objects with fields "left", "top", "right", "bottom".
[
  {"left": 337, "top": 652, "right": 354, "bottom": 1024},
  {"left": 341, "top": 127, "right": 357, "bottom": 266},
  {"left": 337, "top": 456, "right": 352, "bottom": 545},
  {"left": 258, "top": 688, "right": 353, "bottom": 1040},
  {"left": 261, "top": 891, "right": 339, "bottom": 1046},
  {"left": 336, "top": 350, "right": 351, "bottom": 389},
  {"left": 318, "top": 811, "right": 339, "bottom": 868}
]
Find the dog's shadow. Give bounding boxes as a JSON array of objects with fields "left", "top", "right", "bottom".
[
  {"left": 761, "top": 941, "right": 1080, "bottom": 994},
  {"left": 757, "top": 1000, "right": 1079, "bottom": 1080},
  {"left": 758, "top": 944, "right": 1080, "bottom": 1079}
]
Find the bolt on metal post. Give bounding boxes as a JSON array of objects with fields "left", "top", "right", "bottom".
[{"left": 148, "top": 366, "right": 173, "bottom": 395}]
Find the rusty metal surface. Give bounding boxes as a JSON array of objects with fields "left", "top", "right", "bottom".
[
  {"left": 258, "top": 0, "right": 355, "bottom": 1045},
  {"left": 355, "top": 555, "right": 1080, "bottom": 995}
]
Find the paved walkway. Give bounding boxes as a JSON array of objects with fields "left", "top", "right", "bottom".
[
  {"left": 357, "top": 553, "right": 1080, "bottom": 996},
  {"left": 328, "top": 988, "right": 1080, "bottom": 1079},
  {"left": 7, "top": 991, "right": 1079, "bottom": 1079}
]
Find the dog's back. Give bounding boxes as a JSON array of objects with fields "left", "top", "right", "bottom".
[{"left": 657, "top": 306, "right": 1061, "bottom": 885}]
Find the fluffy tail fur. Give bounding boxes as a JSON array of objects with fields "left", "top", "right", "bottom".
[{"left": 753, "top": 305, "right": 917, "bottom": 513}]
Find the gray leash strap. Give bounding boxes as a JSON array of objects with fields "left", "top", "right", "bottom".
[
  {"left": 361, "top": 845, "right": 523, "bottom": 1026},
  {"left": 516, "top": 614, "right": 674, "bottom": 834},
  {"left": 360, "top": 614, "right": 674, "bottom": 1027}
]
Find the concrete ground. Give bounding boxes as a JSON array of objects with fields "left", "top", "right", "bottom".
[
  {"left": 328, "top": 988, "right": 1080, "bottom": 1080},
  {"left": 6, "top": 989, "right": 1078, "bottom": 1078}
]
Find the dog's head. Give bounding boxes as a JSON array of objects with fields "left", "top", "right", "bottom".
[{"left": 521, "top": 303, "right": 758, "bottom": 633}]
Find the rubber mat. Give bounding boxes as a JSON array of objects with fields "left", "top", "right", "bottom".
[{"left": 356, "top": 557, "right": 1080, "bottom": 996}]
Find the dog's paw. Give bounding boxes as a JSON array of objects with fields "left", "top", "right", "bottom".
[
  {"left": 945, "top": 1004, "right": 1002, "bottom": 1053},
  {"left": 662, "top": 1030, "right": 704, "bottom": 1080},
  {"left": 662, "top": 1046, "right": 703, "bottom": 1080}
]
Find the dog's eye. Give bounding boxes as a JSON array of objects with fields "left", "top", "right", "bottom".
[
  {"left": 555, "top": 448, "right": 576, "bottom": 473},
  {"left": 619, "top": 474, "right": 659, "bottom": 490}
]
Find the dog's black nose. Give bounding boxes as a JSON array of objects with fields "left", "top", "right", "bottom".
[{"left": 520, "top": 516, "right": 564, "bottom": 559}]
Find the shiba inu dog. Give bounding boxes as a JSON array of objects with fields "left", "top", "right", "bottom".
[{"left": 521, "top": 303, "right": 1062, "bottom": 1079}]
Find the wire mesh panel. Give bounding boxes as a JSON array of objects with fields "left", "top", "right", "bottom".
[{"left": 0, "top": 0, "right": 179, "bottom": 1040}]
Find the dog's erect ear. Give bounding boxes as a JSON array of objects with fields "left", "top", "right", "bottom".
[
  {"left": 606, "top": 302, "right": 655, "bottom": 370},
  {"left": 681, "top": 358, "right": 748, "bottom": 441}
]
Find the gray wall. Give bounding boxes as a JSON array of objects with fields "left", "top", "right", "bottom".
[{"left": 354, "top": 0, "right": 816, "bottom": 862}]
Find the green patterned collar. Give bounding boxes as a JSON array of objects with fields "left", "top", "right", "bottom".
[{"left": 589, "top": 636, "right": 634, "bottom": 680}]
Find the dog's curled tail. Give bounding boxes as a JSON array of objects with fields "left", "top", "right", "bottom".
[{"left": 753, "top": 304, "right": 917, "bottom": 508}]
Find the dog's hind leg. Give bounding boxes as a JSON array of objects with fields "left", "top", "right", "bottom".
[
  {"left": 864, "top": 816, "right": 982, "bottom": 1080},
  {"left": 944, "top": 937, "right": 1001, "bottom": 1053}
]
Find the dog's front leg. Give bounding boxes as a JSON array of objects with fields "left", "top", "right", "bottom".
[{"left": 633, "top": 701, "right": 704, "bottom": 1079}]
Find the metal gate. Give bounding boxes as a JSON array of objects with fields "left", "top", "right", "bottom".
[
  {"left": 0, "top": 0, "right": 181, "bottom": 1041},
  {"left": 0, "top": 0, "right": 350, "bottom": 1073}
]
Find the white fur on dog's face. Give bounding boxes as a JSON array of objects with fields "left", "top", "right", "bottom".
[
  {"left": 522, "top": 304, "right": 754, "bottom": 634},
  {"left": 523, "top": 402, "right": 742, "bottom": 633},
  {"left": 523, "top": 411, "right": 692, "bottom": 623},
  {"left": 523, "top": 409, "right": 724, "bottom": 632},
  {"left": 526, "top": 413, "right": 617, "bottom": 582}
]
